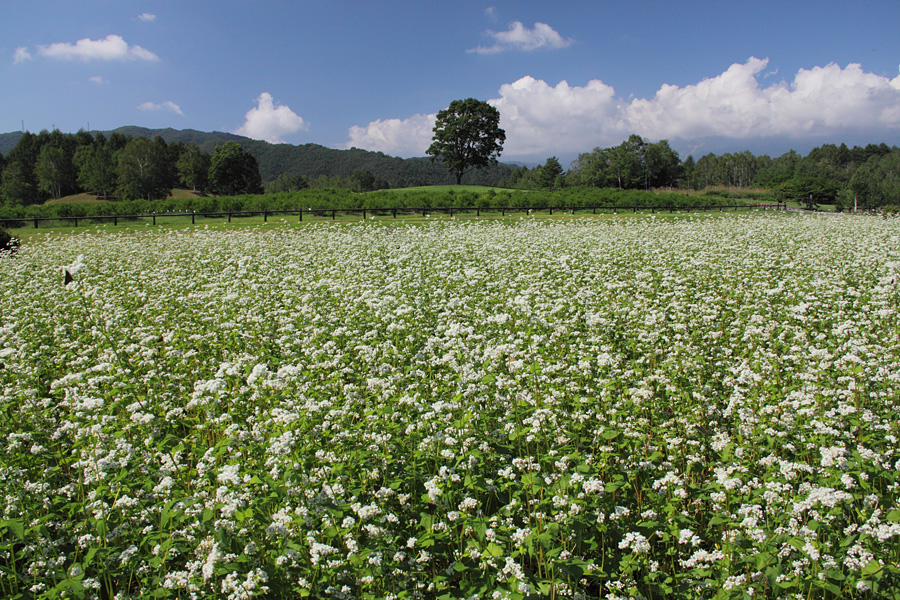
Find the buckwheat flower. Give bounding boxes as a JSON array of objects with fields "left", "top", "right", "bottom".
[
  {"left": 678, "top": 529, "right": 701, "bottom": 546},
  {"left": 217, "top": 464, "right": 241, "bottom": 485},
  {"left": 610, "top": 506, "right": 630, "bottom": 521},
  {"left": 424, "top": 477, "right": 441, "bottom": 502},
  {"left": 618, "top": 531, "right": 650, "bottom": 554},
  {"left": 201, "top": 542, "right": 221, "bottom": 579},
  {"left": 722, "top": 574, "right": 747, "bottom": 591},
  {"left": 406, "top": 537, "right": 417, "bottom": 548},
  {"left": 458, "top": 497, "right": 479, "bottom": 511},
  {"left": 582, "top": 477, "right": 604, "bottom": 494},
  {"left": 66, "top": 254, "right": 86, "bottom": 276},
  {"left": 119, "top": 545, "right": 138, "bottom": 565}
]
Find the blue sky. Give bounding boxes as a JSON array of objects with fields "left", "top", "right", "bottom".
[{"left": 4, "top": 1, "right": 900, "bottom": 165}]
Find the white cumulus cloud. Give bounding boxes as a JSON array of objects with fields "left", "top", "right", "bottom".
[
  {"left": 346, "top": 113, "right": 437, "bottom": 156},
  {"left": 138, "top": 101, "right": 184, "bottom": 116},
  {"left": 13, "top": 47, "right": 32, "bottom": 63},
  {"left": 345, "top": 58, "right": 900, "bottom": 159},
  {"left": 37, "top": 34, "right": 158, "bottom": 61},
  {"left": 89, "top": 75, "right": 107, "bottom": 85},
  {"left": 623, "top": 58, "right": 900, "bottom": 140},
  {"left": 489, "top": 76, "right": 621, "bottom": 155},
  {"left": 235, "top": 92, "right": 307, "bottom": 143},
  {"left": 138, "top": 13, "right": 157, "bottom": 22},
  {"left": 468, "top": 21, "right": 573, "bottom": 54}
]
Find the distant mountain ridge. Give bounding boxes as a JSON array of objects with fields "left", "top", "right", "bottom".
[{"left": 0, "top": 127, "right": 517, "bottom": 187}]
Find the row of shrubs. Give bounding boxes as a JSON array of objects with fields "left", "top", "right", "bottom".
[{"left": 0, "top": 187, "right": 762, "bottom": 222}]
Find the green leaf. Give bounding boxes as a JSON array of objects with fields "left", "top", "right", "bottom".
[
  {"left": 788, "top": 537, "right": 805, "bottom": 552},
  {"left": 886, "top": 510, "right": 900, "bottom": 523},
  {"left": 4, "top": 519, "right": 24, "bottom": 541},
  {"left": 861, "top": 560, "right": 882, "bottom": 578},
  {"left": 604, "top": 481, "right": 627, "bottom": 493}
]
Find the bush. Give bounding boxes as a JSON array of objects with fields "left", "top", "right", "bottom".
[{"left": 0, "top": 227, "right": 17, "bottom": 254}]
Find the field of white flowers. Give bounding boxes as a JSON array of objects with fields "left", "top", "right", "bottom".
[{"left": 1, "top": 214, "right": 899, "bottom": 600}]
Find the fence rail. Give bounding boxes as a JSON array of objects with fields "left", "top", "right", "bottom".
[{"left": 0, "top": 203, "right": 787, "bottom": 229}]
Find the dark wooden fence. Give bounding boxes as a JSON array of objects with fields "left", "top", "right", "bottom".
[{"left": 0, "top": 203, "right": 787, "bottom": 229}]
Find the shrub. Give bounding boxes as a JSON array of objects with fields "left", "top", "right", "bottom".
[{"left": 0, "top": 227, "right": 17, "bottom": 254}]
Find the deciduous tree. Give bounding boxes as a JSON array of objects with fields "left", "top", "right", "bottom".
[
  {"left": 209, "top": 142, "right": 263, "bottom": 196},
  {"left": 427, "top": 99, "right": 505, "bottom": 185}
]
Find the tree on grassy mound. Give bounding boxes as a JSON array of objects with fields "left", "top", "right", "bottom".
[{"left": 427, "top": 98, "right": 505, "bottom": 185}]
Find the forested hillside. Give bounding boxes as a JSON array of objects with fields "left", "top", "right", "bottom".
[
  {"left": 2, "top": 127, "right": 899, "bottom": 210},
  {"left": 0, "top": 127, "right": 517, "bottom": 202}
]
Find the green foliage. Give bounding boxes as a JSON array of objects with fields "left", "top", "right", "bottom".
[
  {"left": 265, "top": 172, "right": 308, "bottom": 194},
  {"left": 427, "top": 98, "right": 506, "bottom": 185},
  {"left": 74, "top": 143, "right": 116, "bottom": 199},
  {"left": 0, "top": 226, "right": 12, "bottom": 251},
  {"left": 2, "top": 217, "right": 899, "bottom": 598},
  {"left": 777, "top": 176, "right": 840, "bottom": 208},
  {"left": 848, "top": 150, "right": 900, "bottom": 209},
  {"left": 0, "top": 160, "right": 35, "bottom": 206},
  {"left": 209, "top": 142, "right": 263, "bottom": 196},
  {"left": 175, "top": 142, "right": 211, "bottom": 193},
  {"left": 115, "top": 137, "right": 171, "bottom": 201},
  {"left": 570, "top": 135, "right": 681, "bottom": 190},
  {"left": 35, "top": 144, "right": 74, "bottom": 199}
]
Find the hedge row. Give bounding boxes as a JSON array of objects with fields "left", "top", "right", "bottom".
[{"left": 0, "top": 187, "right": 762, "bottom": 221}]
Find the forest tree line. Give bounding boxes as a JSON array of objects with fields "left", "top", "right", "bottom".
[
  {"left": 503, "top": 135, "right": 900, "bottom": 210},
  {"left": 2, "top": 128, "right": 900, "bottom": 210},
  {"left": 0, "top": 129, "right": 266, "bottom": 205}
]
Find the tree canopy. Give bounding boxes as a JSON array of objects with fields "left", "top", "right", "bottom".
[
  {"left": 209, "top": 142, "right": 263, "bottom": 196},
  {"left": 426, "top": 98, "right": 506, "bottom": 185}
]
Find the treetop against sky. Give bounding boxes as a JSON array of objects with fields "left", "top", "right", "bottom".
[{"left": 3, "top": 1, "right": 900, "bottom": 161}]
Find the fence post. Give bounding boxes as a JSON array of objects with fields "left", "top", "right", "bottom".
[
  {"left": 191, "top": 211, "right": 195, "bottom": 225},
  {"left": 502, "top": 207, "right": 505, "bottom": 217},
  {"left": 549, "top": 207, "right": 553, "bottom": 216},
  {"left": 363, "top": 208, "right": 367, "bottom": 220},
  {"left": 393, "top": 208, "right": 397, "bottom": 218},
  {"left": 228, "top": 212, "right": 232, "bottom": 223},
  {"left": 332, "top": 209, "right": 336, "bottom": 220},
  {"left": 449, "top": 206, "right": 453, "bottom": 217},
  {"left": 73, "top": 217, "right": 78, "bottom": 228},
  {"left": 299, "top": 210, "right": 302, "bottom": 222},
  {"left": 153, "top": 213, "right": 157, "bottom": 225},
  {"left": 114, "top": 215, "right": 118, "bottom": 226},
  {"left": 477, "top": 207, "right": 480, "bottom": 217}
]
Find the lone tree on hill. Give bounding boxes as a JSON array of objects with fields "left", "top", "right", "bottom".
[{"left": 427, "top": 98, "right": 505, "bottom": 185}]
